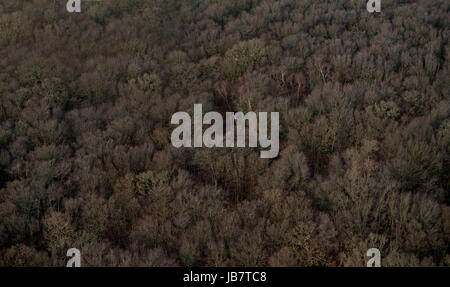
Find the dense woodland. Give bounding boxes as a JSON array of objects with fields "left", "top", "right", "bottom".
[{"left": 0, "top": 0, "right": 448, "bottom": 266}]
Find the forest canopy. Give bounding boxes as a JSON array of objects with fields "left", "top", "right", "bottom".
[{"left": 0, "top": 0, "right": 449, "bottom": 266}]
